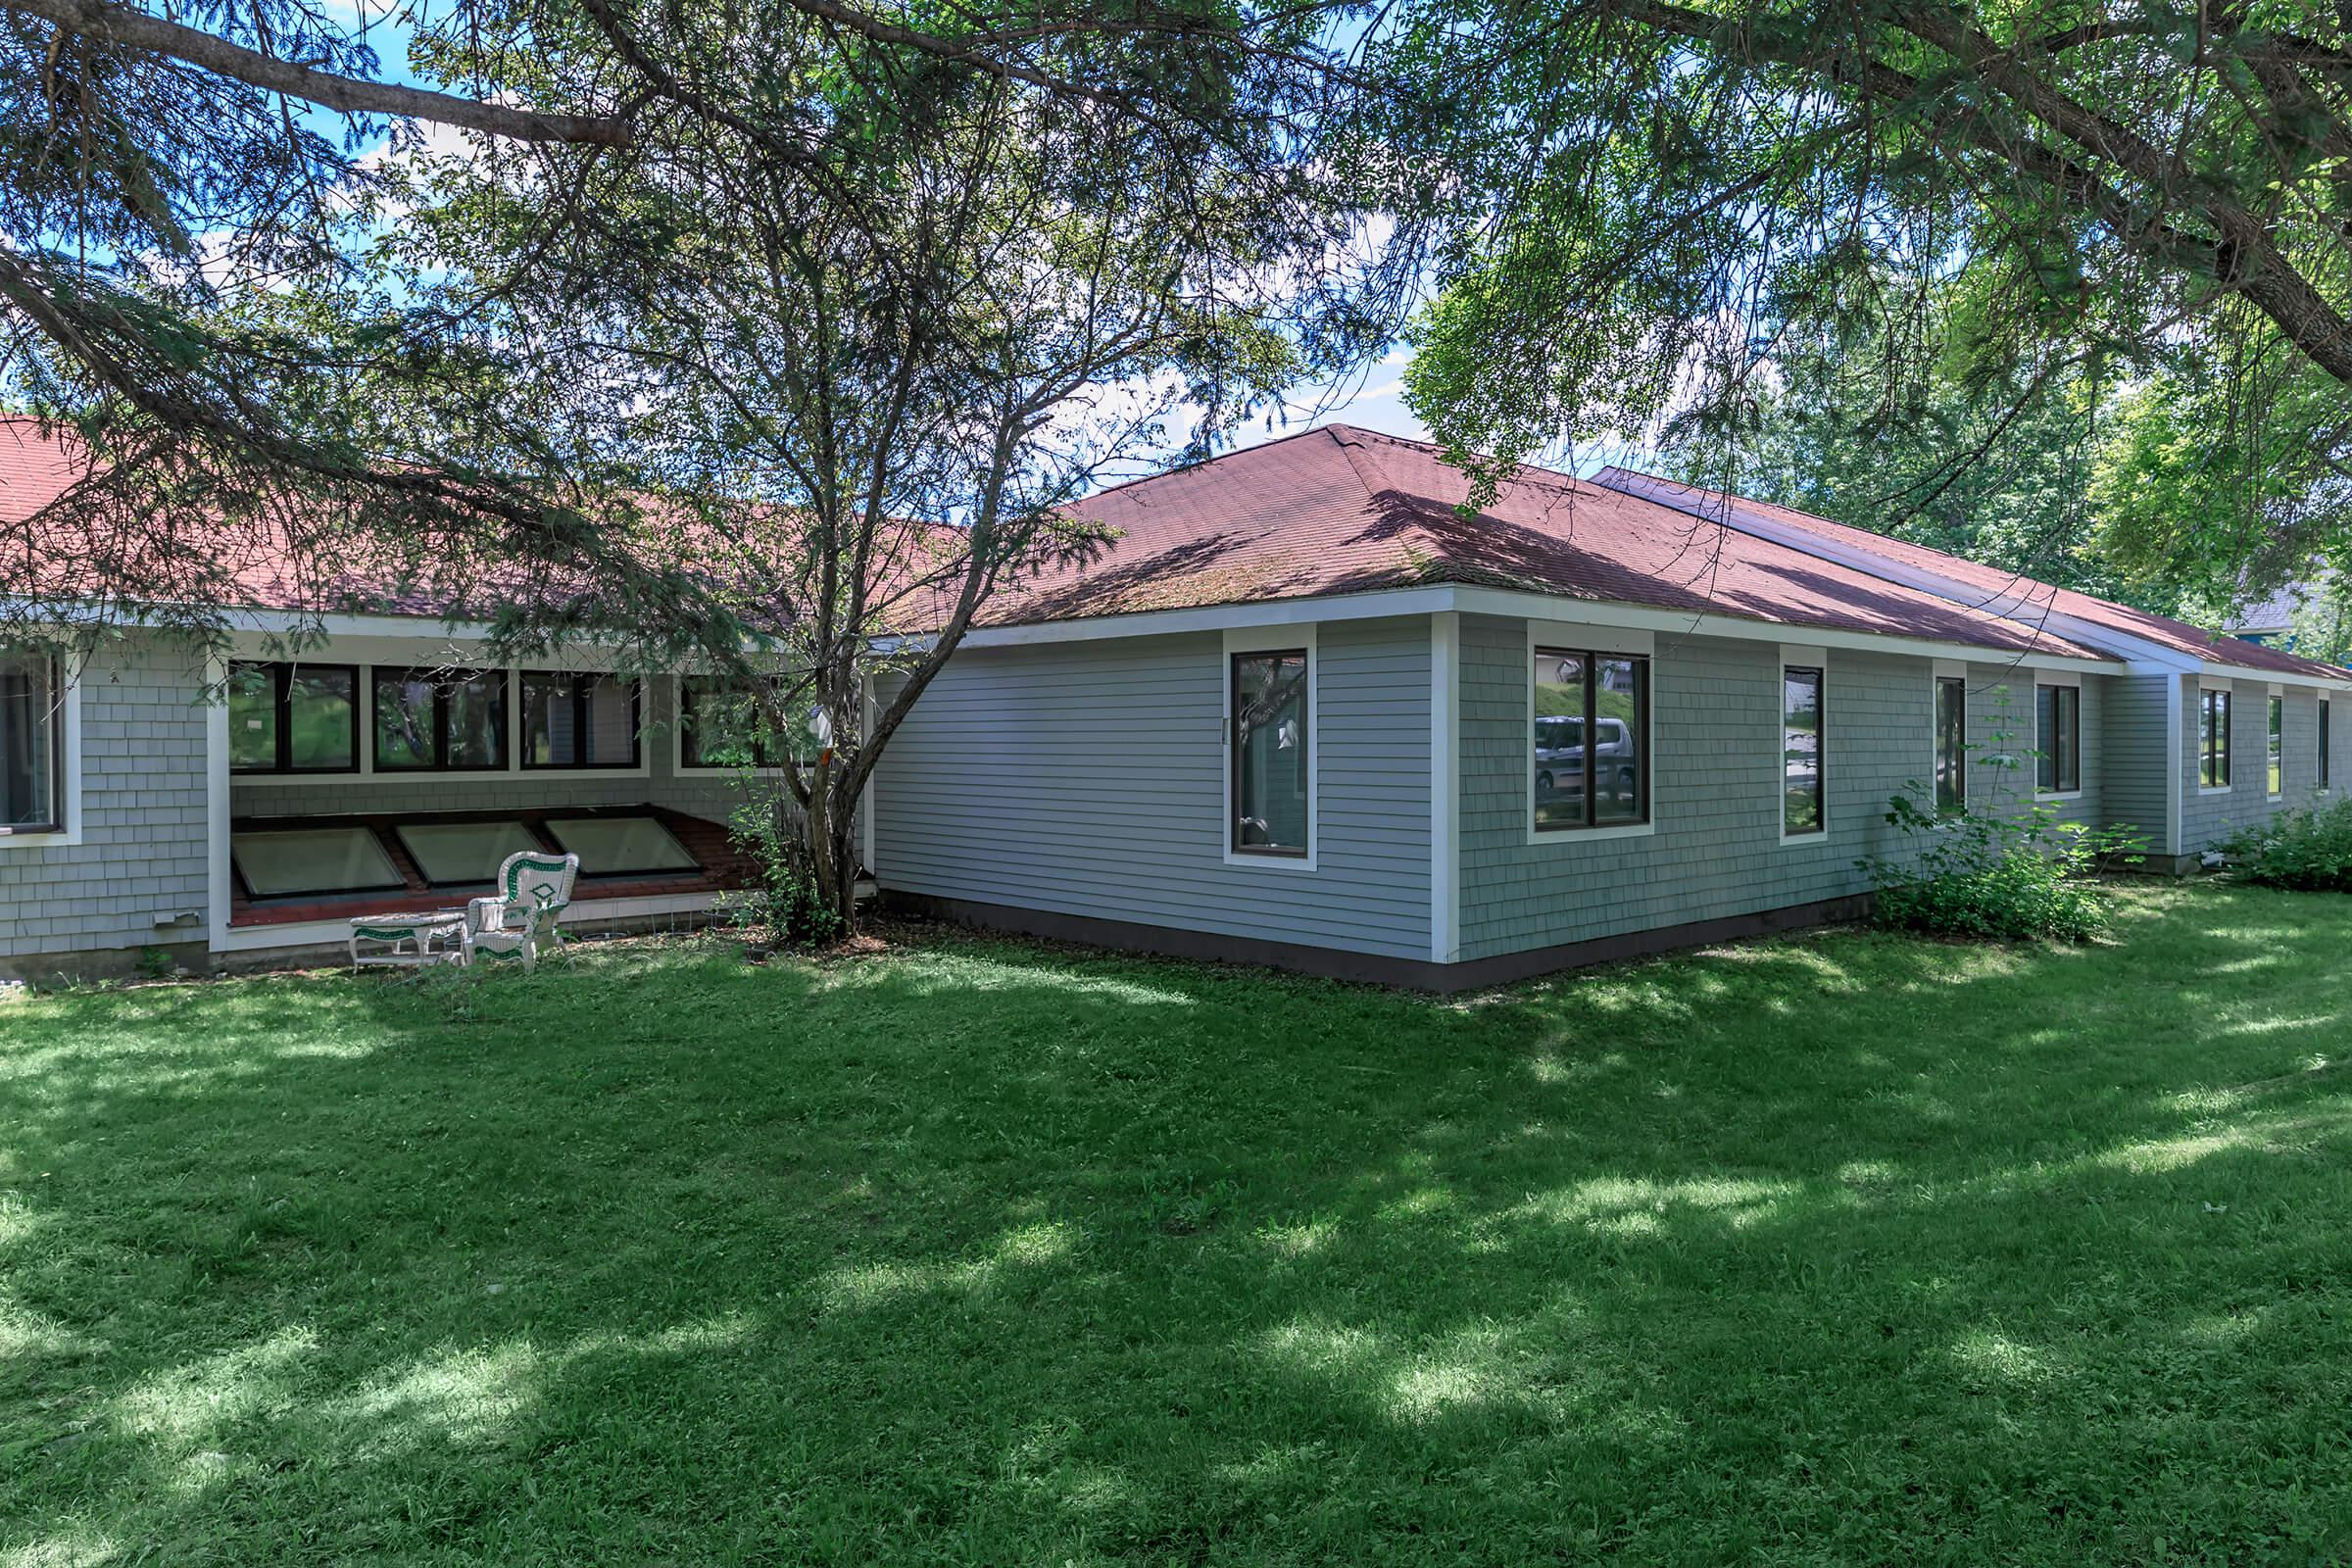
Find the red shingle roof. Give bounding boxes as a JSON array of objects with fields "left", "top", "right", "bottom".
[
  {"left": 988, "top": 425, "right": 2117, "bottom": 661},
  {"left": 1591, "top": 465, "right": 2349, "bottom": 680}
]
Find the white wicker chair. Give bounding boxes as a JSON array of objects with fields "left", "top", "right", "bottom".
[{"left": 461, "top": 851, "right": 579, "bottom": 970}]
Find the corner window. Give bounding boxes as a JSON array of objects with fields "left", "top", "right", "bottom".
[
  {"left": 1783, "top": 665, "right": 1825, "bottom": 835},
  {"left": 2035, "top": 684, "right": 2081, "bottom": 794},
  {"left": 681, "top": 678, "right": 783, "bottom": 768},
  {"left": 0, "top": 652, "right": 61, "bottom": 834},
  {"left": 521, "top": 672, "right": 641, "bottom": 769},
  {"left": 372, "top": 668, "right": 508, "bottom": 772},
  {"left": 1231, "top": 650, "right": 1308, "bottom": 855},
  {"left": 1533, "top": 649, "right": 1649, "bottom": 831},
  {"left": 1935, "top": 676, "right": 1966, "bottom": 814},
  {"left": 227, "top": 662, "right": 359, "bottom": 774},
  {"left": 2323, "top": 699, "right": 2332, "bottom": 789},
  {"left": 2268, "top": 695, "right": 2284, "bottom": 796},
  {"left": 2199, "top": 688, "right": 2232, "bottom": 789}
]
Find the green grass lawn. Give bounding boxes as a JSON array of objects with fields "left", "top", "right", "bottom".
[{"left": 7, "top": 885, "right": 2352, "bottom": 1565}]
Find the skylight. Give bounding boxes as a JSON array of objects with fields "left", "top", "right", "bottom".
[
  {"left": 231, "top": 827, "right": 406, "bottom": 899},
  {"left": 395, "top": 820, "right": 547, "bottom": 887},
  {"left": 543, "top": 814, "right": 698, "bottom": 875}
]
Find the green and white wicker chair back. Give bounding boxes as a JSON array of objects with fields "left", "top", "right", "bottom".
[{"left": 502, "top": 851, "right": 578, "bottom": 919}]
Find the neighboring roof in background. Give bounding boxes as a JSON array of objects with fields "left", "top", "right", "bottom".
[
  {"left": 991, "top": 425, "right": 2118, "bottom": 662},
  {"left": 1589, "top": 466, "right": 2351, "bottom": 682},
  {"left": 2227, "top": 583, "right": 2307, "bottom": 639}
]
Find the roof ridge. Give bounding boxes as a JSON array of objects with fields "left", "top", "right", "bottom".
[{"left": 1071, "top": 422, "right": 1354, "bottom": 508}]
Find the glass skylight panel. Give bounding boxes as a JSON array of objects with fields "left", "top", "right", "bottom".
[
  {"left": 544, "top": 814, "right": 698, "bottom": 875},
  {"left": 231, "top": 827, "right": 404, "bottom": 898},
  {"left": 395, "top": 820, "right": 545, "bottom": 886}
]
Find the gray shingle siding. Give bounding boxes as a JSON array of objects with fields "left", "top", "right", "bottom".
[
  {"left": 870, "top": 616, "right": 1433, "bottom": 959},
  {"left": 0, "top": 640, "right": 210, "bottom": 971},
  {"left": 1456, "top": 616, "right": 1925, "bottom": 962},
  {"left": 2180, "top": 674, "right": 2336, "bottom": 853}
]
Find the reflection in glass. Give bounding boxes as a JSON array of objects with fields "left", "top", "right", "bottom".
[
  {"left": 227, "top": 662, "right": 279, "bottom": 772},
  {"left": 1232, "top": 652, "right": 1307, "bottom": 854},
  {"left": 0, "top": 653, "right": 55, "bottom": 828},
  {"left": 286, "top": 666, "right": 357, "bottom": 771},
  {"left": 1935, "top": 677, "right": 1966, "bottom": 814},
  {"left": 1534, "top": 649, "right": 1648, "bottom": 831},
  {"left": 1783, "top": 666, "right": 1824, "bottom": 835}
]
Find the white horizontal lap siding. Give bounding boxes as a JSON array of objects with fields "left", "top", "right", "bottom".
[
  {"left": 0, "top": 638, "right": 210, "bottom": 969},
  {"left": 1457, "top": 616, "right": 1930, "bottom": 962},
  {"left": 869, "top": 618, "right": 1434, "bottom": 960}
]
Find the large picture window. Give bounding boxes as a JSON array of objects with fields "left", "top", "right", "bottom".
[
  {"left": 1783, "top": 665, "right": 1825, "bottom": 835},
  {"left": 0, "top": 652, "right": 60, "bottom": 834},
  {"left": 1231, "top": 650, "right": 1308, "bottom": 855},
  {"left": 1935, "top": 676, "right": 1966, "bottom": 814},
  {"left": 1533, "top": 648, "right": 1649, "bottom": 831},
  {"left": 373, "top": 668, "right": 508, "bottom": 772},
  {"left": 2199, "top": 688, "right": 2232, "bottom": 789},
  {"left": 680, "top": 678, "right": 782, "bottom": 769},
  {"left": 522, "top": 672, "right": 641, "bottom": 769},
  {"left": 2268, "top": 695, "right": 2285, "bottom": 796},
  {"left": 227, "top": 662, "right": 359, "bottom": 774},
  {"left": 2035, "top": 684, "right": 2081, "bottom": 794}
]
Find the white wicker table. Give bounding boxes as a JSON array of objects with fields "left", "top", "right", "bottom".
[{"left": 348, "top": 910, "right": 470, "bottom": 969}]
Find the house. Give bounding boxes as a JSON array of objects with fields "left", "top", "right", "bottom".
[{"left": 4, "top": 419, "right": 2346, "bottom": 986}]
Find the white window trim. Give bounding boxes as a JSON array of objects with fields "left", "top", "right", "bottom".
[
  {"left": 1778, "top": 644, "right": 1829, "bottom": 847},
  {"left": 230, "top": 662, "right": 655, "bottom": 786},
  {"left": 2256, "top": 682, "right": 2285, "bottom": 800},
  {"left": 2034, "top": 669, "right": 2084, "bottom": 802},
  {"left": 1523, "top": 621, "right": 1657, "bottom": 847},
  {"left": 1222, "top": 624, "right": 1317, "bottom": 871},
  {"left": 2198, "top": 678, "right": 2235, "bottom": 796},
  {"left": 0, "top": 657, "right": 81, "bottom": 850}
]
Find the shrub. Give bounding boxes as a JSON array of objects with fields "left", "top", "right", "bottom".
[
  {"left": 1861, "top": 787, "right": 2146, "bottom": 943},
  {"left": 718, "top": 775, "right": 846, "bottom": 947},
  {"left": 2217, "top": 799, "right": 2352, "bottom": 891}
]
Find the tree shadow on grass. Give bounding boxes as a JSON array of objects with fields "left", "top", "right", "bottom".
[{"left": 5, "top": 888, "right": 2352, "bottom": 1563}]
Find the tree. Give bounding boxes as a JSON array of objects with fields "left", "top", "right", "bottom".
[{"left": 1391, "top": 0, "right": 2352, "bottom": 578}]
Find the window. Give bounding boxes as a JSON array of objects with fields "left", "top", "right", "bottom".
[
  {"left": 2199, "top": 688, "right": 2232, "bottom": 788},
  {"left": 394, "top": 819, "right": 544, "bottom": 886},
  {"left": 2323, "top": 700, "right": 2332, "bottom": 789},
  {"left": 0, "top": 652, "right": 60, "bottom": 834},
  {"left": 1533, "top": 649, "right": 1649, "bottom": 832},
  {"left": 227, "top": 662, "right": 359, "bottom": 774},
  {"left": 680, "top": 678, "right": 782, "bottom": 768},
  {"left": 1231, "top": 650, "right": 1308, "bottom": 854},
  {"left": 521, "top": 672, "right": 641, "bottom": 768},
  {"left": 373, "top": 668, "right": 508, "bottom": 772},
  {"left": 2035, "top": 684, "right": 2081, "bottom": 794},
  {"left": 229, "top": 826, "right": 405, "bottom": 898},
  {"left": 1783, "top": 665, "right": 1825, "bottom": 835},
  {"left": 545, "top": 814, "right": 700, "bottom": 875},
  {"left": 2268, "top": 695, "right": 2285, "bottom": 796},
  {"left": 1935, "top": 676, "right": 1967, "bottom": 815}
]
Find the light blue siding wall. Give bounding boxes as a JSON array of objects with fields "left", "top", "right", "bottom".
[
  {"left": 2180, "top": 675, "right": 2335, "bottom": 852},
  {"left": 1955, "top": 663, "right": 2108, "bottom": 831},
  {"left": 229, "top": 675, "right": 747, "bottom": 825},
  {"left": 870, "top": 616, "right": 1433, "bottom": 959},
  {"left": 0, "top": 640, "right": 210, "bottom": 976},
  {"left": 2099, "top": 672, "right": 2176, "bottom": 853},
  {"left": 1455, "top": 615, "right": 1923, "bottom": 962}
]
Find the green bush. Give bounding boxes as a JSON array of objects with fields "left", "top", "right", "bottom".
[
  {"left": 2218, "top": 798, "right": 2352, "bottom": 891},
  {"left": 719, "top": 775, "right": 846, "bottom": 947},
  {"left": 1862, "top": 787, "right": 2145, "bottom": 943}
]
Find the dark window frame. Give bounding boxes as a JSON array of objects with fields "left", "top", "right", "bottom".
[
  {"left": 2323, "top": 699, "right": 2332, "bottom": 789},
  {"left": 679, "top": 677, "right": 780, "bottom": 769},
  {"left": 227, "top": 823, "right": 409, "bottom": 901},
  {"left": 520, "top": 671, "right": 644, "bottom": 770},
  {"left": 1935, "top": 675, "right": 1967, "bottom": 815},
  {"left": 1229, "top": 648, "right": 1310, "bottom": 858},
  {"left": 1532, "top": 647, "right": 1651, "bottom": 834},
  {"left": 1782, "top": 664, "right": 1826, "bottom": 837},
  {"left": 0, "top": 651, "right": 65, "bottom": 836},
  {"left": 370, "top": 667, "right": 510, "bottom": 774},
  {"left": 2035, "top": 683, "right": 2082, "bottom": 795},
  {"left": 2200, "top": 688, "right": 2233, "bottom": 789},
  {"left": 227, "top": 661, "right": 362, "bottom": 776},
  {"left": 2268, "top": 693, "right": 2286, "bottom": 797}
]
